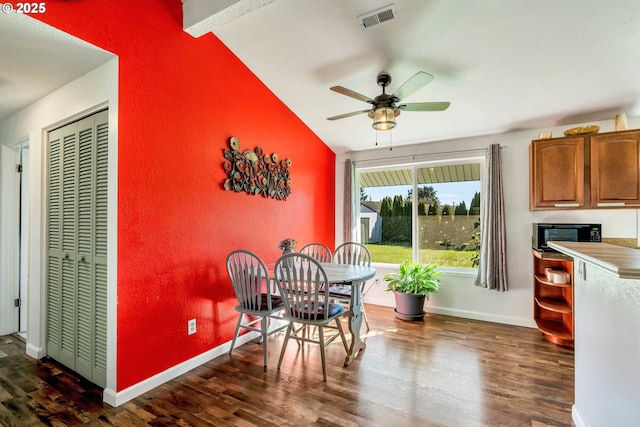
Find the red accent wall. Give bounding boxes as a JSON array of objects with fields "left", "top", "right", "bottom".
[{"left": 34, "top": 0, "right": 335, "bottom": 390}]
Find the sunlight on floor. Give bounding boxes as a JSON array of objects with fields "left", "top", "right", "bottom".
[
  {"left": 355, "top": 322, "right": 484, "bottom": 424},
  {"left": 363, "top": 326, "right": 398, "bottom": 338}
]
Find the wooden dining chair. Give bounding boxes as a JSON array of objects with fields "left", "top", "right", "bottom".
[
  {"left": 330, "top": 242, "right": 373, "bottom": 331},
  {"left": 297, "top": 243, "right": 333, "bottom": 338},
  {"left": 299, "top": 243, "right": 333, "bottom": 263},
  {"left": 226, "top": 249, "right": 287, "bottom": 372},
  {"left": 274, "top": 253, "right": 349, "bottom": 382}
]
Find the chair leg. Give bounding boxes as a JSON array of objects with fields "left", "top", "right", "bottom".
[
  {"left": 292, "top": 323, "right": 305, "bottom": 347},
  {"left": 362, "top": 304, "right": 370, "bottom": 332},
  {"left": 318, "top": 326, "right": 328, "bottom": 382},
  {"left": 335, "top": 317, "right": 349, "bottom": 352},
  {"left": 277, "top": 322, "right": 294, "bottom": 371},
  {"left": 229, "top": 313, "right": 244, "bottom": 355},
  {"left": 261, "top": 316, "right": 269, "bottom": 372}
]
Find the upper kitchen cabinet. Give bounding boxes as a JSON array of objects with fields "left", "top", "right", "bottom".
[
  {"left": 590, "top": 130, "right": 640, "bottom": 207},
  {"left": 530, "top": 129, "right": 640, "bottom": 210},
  {"left": 529, "top": 137, "right": 585, "bottom": 210}
]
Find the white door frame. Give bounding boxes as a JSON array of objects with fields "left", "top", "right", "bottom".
[
  {"left": 0, "top": 140, "right": 25, "bottom": 335},
  {"left": 19, "top": 145, "right": 30, "bottom": 333}
]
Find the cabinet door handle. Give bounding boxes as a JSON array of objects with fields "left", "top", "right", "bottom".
[
  {"left": 597, "top": 202, "right": 625, "bottom": 207},
  {"left": 554, "top": 203, "right": 580, "bottom": 207}
]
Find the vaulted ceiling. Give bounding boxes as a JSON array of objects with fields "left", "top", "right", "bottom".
[
  {"left": 2, "top": 1, "right": 640, "bottom": 156},
  {"left": 186, "top": 0, "right": 640, "bottom": 153}
]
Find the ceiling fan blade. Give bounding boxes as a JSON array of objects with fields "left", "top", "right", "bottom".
[
  {"left": 330, "top": 86, "right": 373, "bottom": 103},
  {"left": 327, "top": 110, "right": 371, "bottom": 121},
  {"left": 399, "top": 102, "right": 450, "bottom": 112},
  {"left": 392, "top": 71, "right": 434, "bottom": 101}
]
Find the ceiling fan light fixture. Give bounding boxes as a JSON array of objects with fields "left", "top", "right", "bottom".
[
  {"left": 327, "top": 71, "right": 449, "bottom": 138},
  {"left": 371, "top": 107, "right": 398, "bottom": 130}
]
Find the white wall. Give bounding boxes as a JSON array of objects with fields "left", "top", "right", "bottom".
[
  {"left": 336, "top": 116, "right": 640, "bottom": 327},
  {"left": 0, "top": 59, "right": 118, "bottom": 396},
  {"left": 572, "top": 261, "right": 640, "bottom": 427}
]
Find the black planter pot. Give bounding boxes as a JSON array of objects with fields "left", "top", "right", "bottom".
[{"left": 393, "top": 291, "right": 426, "bottom": 321}]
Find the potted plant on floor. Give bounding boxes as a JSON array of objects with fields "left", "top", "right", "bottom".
[{"left": 384, "top": 259, "right": 441, "bottom": 321}]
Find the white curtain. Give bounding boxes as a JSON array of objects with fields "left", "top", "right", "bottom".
[{"left": 475, "top": 144, "right": 508, "bottom": 291}]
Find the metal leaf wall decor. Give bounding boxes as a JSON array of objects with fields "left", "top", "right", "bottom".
[{"left": 223, "top": 136, "right": 291, "bottom": 200}]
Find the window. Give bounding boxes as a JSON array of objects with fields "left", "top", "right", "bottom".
[{"left": 357, "top": 159, "right": 482, "bottom": 269}]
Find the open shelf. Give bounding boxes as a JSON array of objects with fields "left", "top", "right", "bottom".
[
  {"left": 532, "top": 249, "right": 573, "bottom": 347},
  {"left": 535, "top": 297, "right": 571, "bottom": 313},
  {"left": 534, "top": 274, "right": 571, "bottom": 287},
  {"left": 535, "top": 319, "right": 573, "bottom": 347}
]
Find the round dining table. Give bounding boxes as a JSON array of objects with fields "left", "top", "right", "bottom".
[
  {"left": 268, "top": 262, "right": 376, "bottom": 366},
  {"left": 319, "top": 263, "right": 376, "bottom": 365}
]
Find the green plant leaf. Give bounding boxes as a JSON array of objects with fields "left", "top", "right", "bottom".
[{"left": 383, "top": 259, "right": 441, "bottom": 296}]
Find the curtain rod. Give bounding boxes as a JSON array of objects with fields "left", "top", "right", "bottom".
[{"left": 353, "top": 145, "right": 505, "bottom": 166}]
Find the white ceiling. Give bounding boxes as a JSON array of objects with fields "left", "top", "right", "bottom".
[
  {"left": 0, "top": 12, "right": 114, "bottom": 122},
  {"left": 2, "top": 1, "right": 640, "bottom": 156},
  {"left": 200, "top": 0, "right": 640, "bottom": 153}
]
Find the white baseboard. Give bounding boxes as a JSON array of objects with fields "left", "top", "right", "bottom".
[
  {"left": 571, "top": 404, "right": 587, "bottom": 427},
  {"left": 26, "top": 342, "right": 45, "bottom": 359},
  {"left": 424, "top": 306, "right": 537, "bottom": 328},
  {"left": 572, "top": 405, "right": 586, "bottom": 427},
  {"left": 364, "top": 299, "right": 536, "bottom": 328},
  {"left": 102, "top": 331, "right": 260, "bottom": 407}
]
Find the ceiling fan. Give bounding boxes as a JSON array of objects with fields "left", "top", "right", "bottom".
[{"left": 327, "top": 71, "right": 450, "bottom": 131}]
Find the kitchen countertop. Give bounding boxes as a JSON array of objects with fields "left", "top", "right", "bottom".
[
  {"left": 547, "top": 241, "right": 640, "bottom": 279},
  {"left": 601, "top": 237, "right": 639, "bottom": 249}
]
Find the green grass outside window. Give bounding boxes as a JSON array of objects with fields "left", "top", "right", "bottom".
[{"left": 365, "top": 244, "right": 475, "bottom": 268}]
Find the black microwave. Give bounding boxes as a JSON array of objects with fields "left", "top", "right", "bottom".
[{"left": 532, "top": 223, "right": 602, "bottom": 251}]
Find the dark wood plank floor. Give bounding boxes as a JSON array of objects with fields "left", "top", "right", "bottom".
[{"left": 0, "top": 305, "right": 574, "bottom": 426}]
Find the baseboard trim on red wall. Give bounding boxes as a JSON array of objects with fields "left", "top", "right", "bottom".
[{"left": 103, "top": 331, "right": 260, "bottom": 407}]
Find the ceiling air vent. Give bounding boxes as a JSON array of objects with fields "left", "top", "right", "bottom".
[{"left": 358, "top": 4, "right": 397, "bottom": 29}]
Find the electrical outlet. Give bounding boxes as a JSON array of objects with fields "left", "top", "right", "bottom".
[{"left": 188, "top": 318, "right": 196, "bottom": 335}]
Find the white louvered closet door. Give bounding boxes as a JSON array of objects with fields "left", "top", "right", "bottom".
[{"left": 47, "top": 110, "right": 108, "bottom": 388}]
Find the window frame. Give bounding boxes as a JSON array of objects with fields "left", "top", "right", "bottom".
[{"left": 355, "top": 153, "right": 485, "bottom": 273}]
